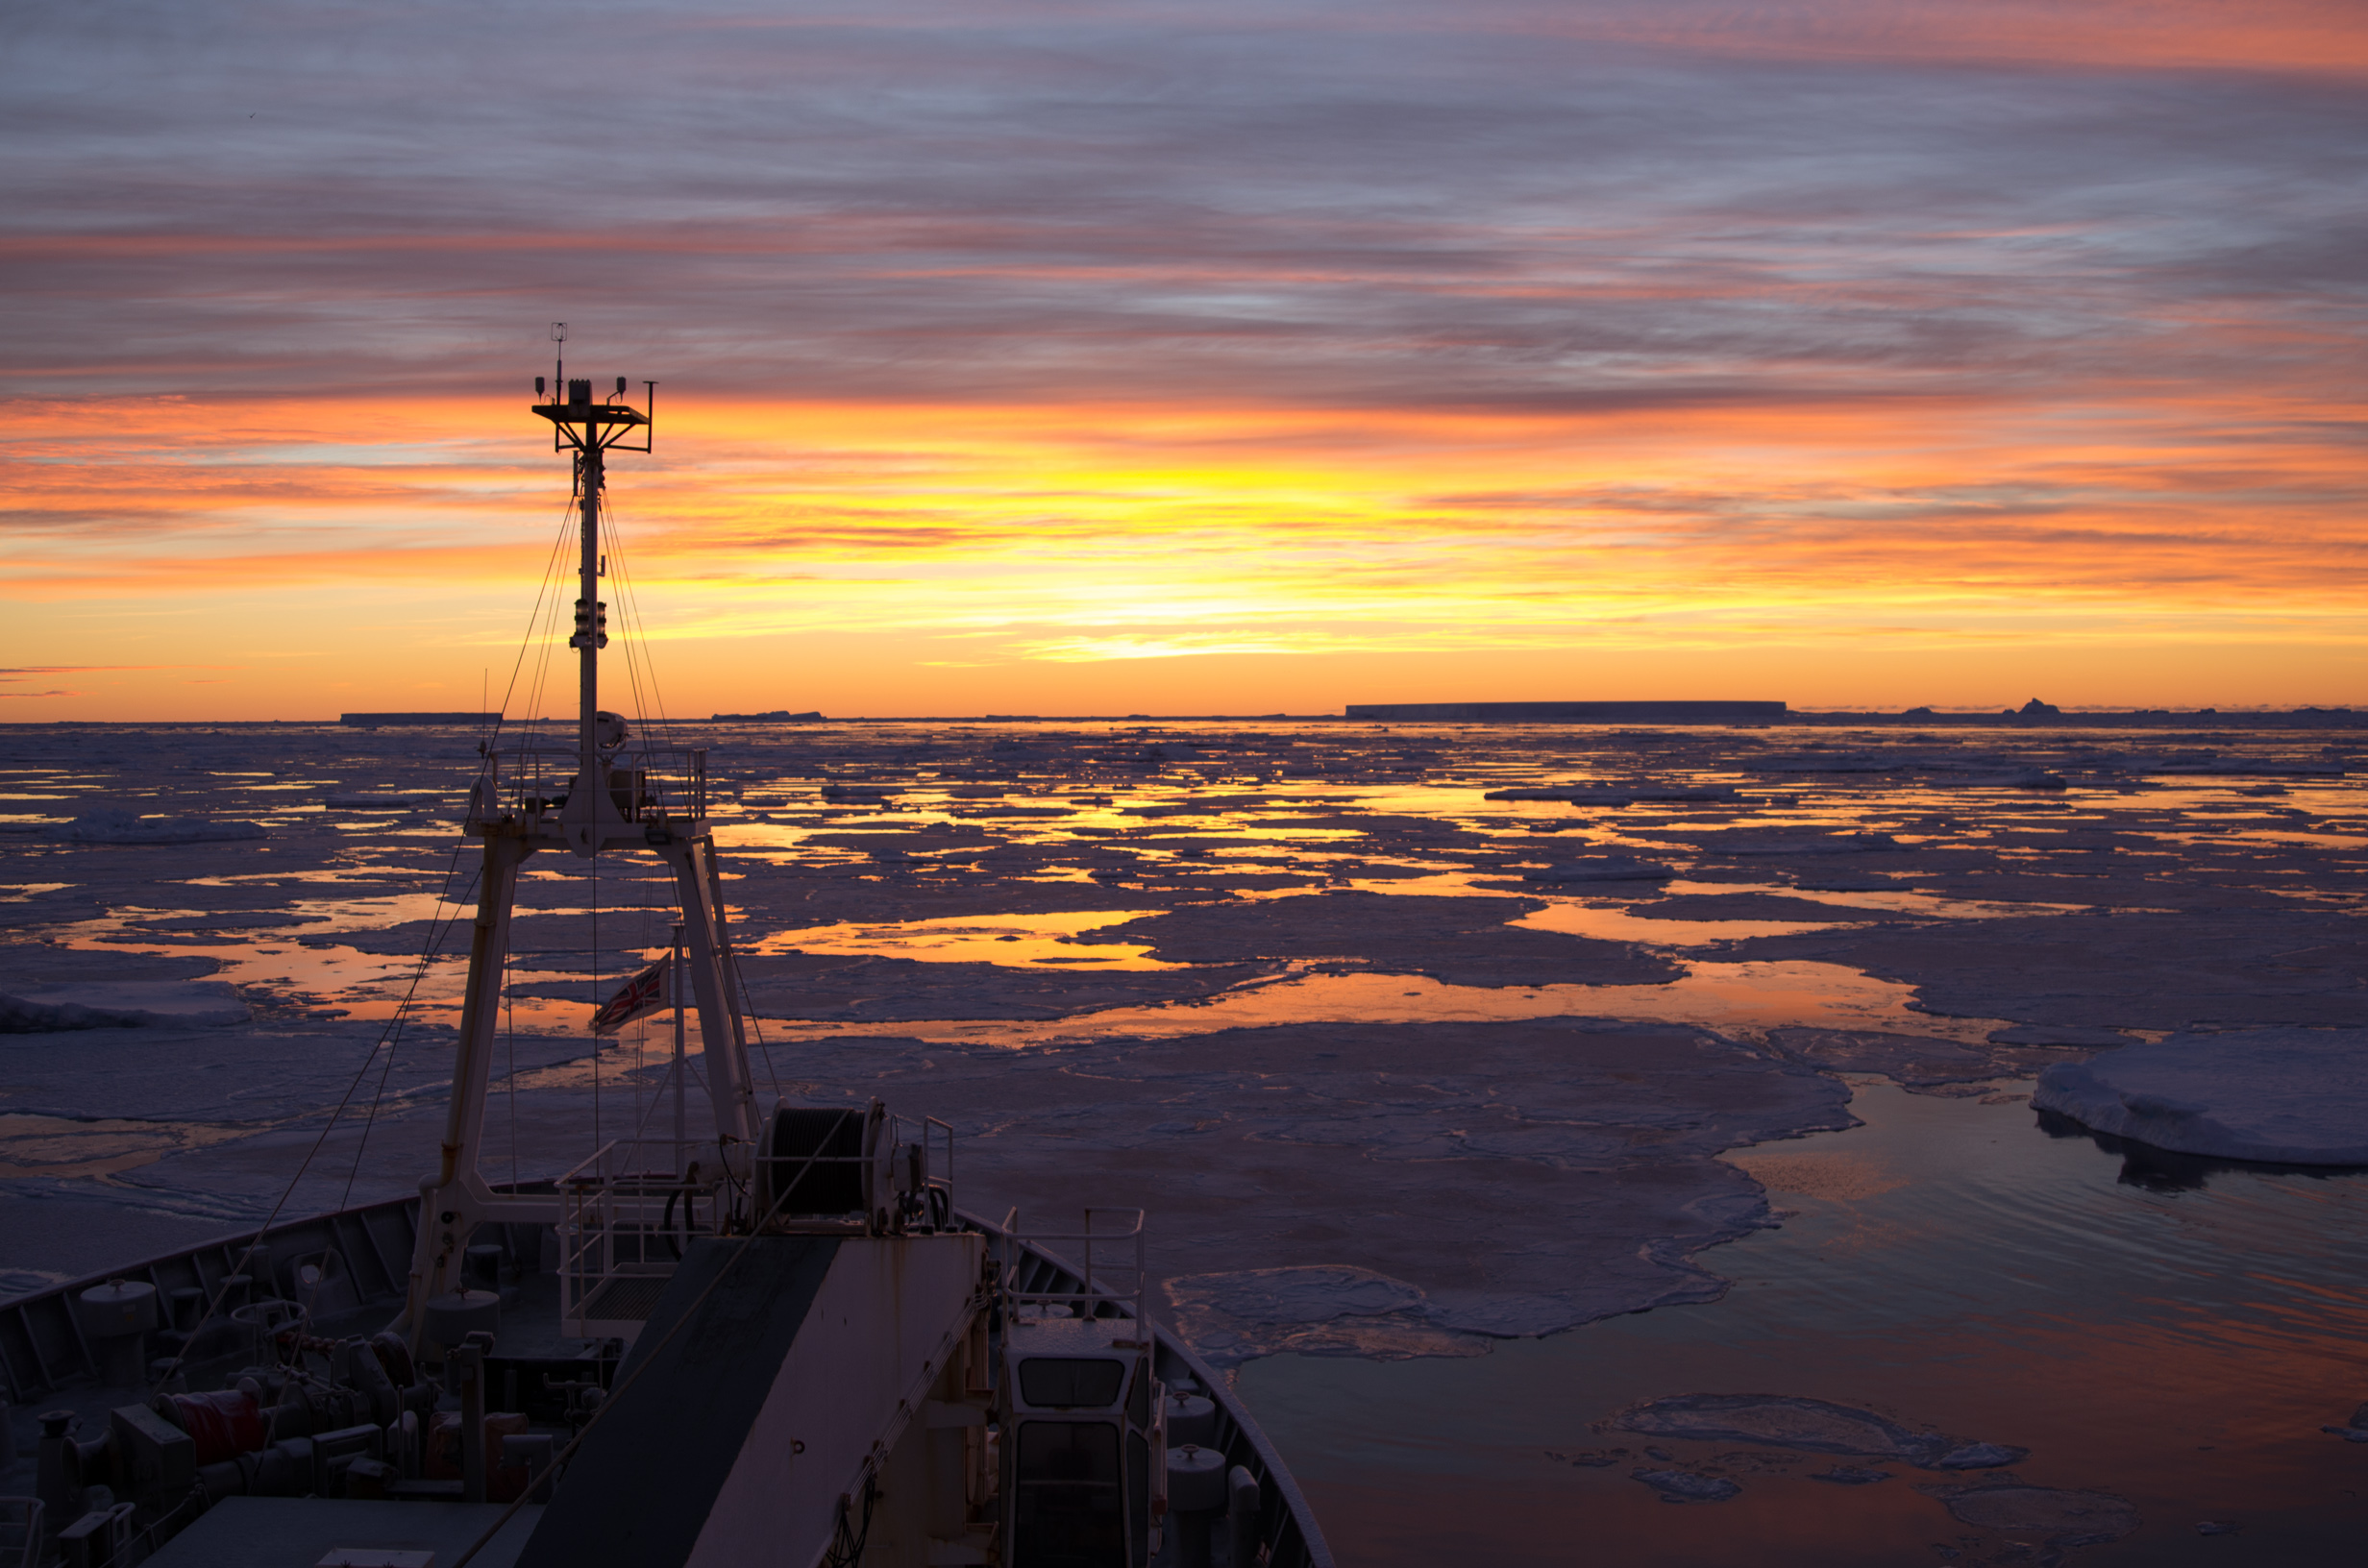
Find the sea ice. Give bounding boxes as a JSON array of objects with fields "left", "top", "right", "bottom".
[
  {"left": 63, "top": 809, "right": 267, "bottom": 844},
  {"left": 1936, "top": 1442, "right": 2030, "bottom": 1469},
  {"left": 1937, "top": 1484, "right": 2139, "bottom": 1546},
  {"left": 1069, "top": 892, "right": 1683, "bottom": 987},
  {"left": 1614, "top": 1394, "right": 1986, "bottom": 1466},
  {"left": 1737, "top": 911, "right": 2365, "bottom": 1031},
  {"left": 8, "top": 717, "right": 2365, "bottom": 1378},
  {"left": 0, "top": 981, "right": 249, "bottom": 1032},
  {"left": 1520, "top": 857, "right": 1675, "bottom": 884},
  {"left": 1752, "top": 753, "right": 1905, "bottom": 773},
  {"left": 1987, "top": 1024, "right": 2137, "bottom": 1048},
  {"left": 2034, "top": 1029, "right": 2368, "bottom": 1164},
  {"left": 1710, "top": 831, "right": 1901, "bottom": 857},
  {"left": 1630, "top": 1468, "right": 1739, "bottom": 1503},
  {"left": 1160, "top": 1265, "right": 1480, "bottom": 1364}
]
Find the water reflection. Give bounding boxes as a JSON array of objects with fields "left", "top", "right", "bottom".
[
  {"left": 1244, "top": 1080, "right": 2368, "bottom": 1566},
  {"left": 757, "top": 961, "right": 2005, "bottom": 1049},
  {"left": 2035, "top": 1108, "right": 2368, "bottom": 1194}
]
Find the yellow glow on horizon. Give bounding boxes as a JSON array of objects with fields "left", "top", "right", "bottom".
[{"left": 5, "top": 389, "right": 2362, "bottom": 719}]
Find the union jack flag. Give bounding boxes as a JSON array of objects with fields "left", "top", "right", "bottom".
[{"left": 591, "top": 959, "right": 670, "bottom": 1036}]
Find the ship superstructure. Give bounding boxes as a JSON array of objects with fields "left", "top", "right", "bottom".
[{"left": 0, "top": 352, "right": 1331, "bottom": 1568}]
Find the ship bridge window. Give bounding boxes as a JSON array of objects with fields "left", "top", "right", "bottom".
[
  {"left": 1019, "top": 1357, "right": 1126, "bottom": 1409},
  {"left": 1014, "top": 1420, "right": 1123, "bottom": 1567}
]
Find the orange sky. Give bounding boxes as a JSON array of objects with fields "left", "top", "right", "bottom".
[{"left": 4, "top": 0, "right": 2364, "bottom": 719}]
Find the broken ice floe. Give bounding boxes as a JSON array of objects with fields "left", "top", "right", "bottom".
[
  {"left": 64, "top": 809, "right": 266, "bottom": 845},
  {"left": 1711, "top": 832, "right": 1900, "bottom": 857},
  {"left": 1988, "top": 1023, "right": 2138, "bottom": 1048},
  {"left": 1935, "top": 1484, "right": 2139, "bottom": 1546},
  {"left": 1613, "top": 1394, "right": 2014, "bottom": 1469},
  {"left": 1, "top": 982, "right": 252, "bottom": 1032},
  {"left": 1161, "top": 1265, "right": 1485, "bottom": 1367},
  {"left": 1630, "top": 1468, "right": 1739, "bottom": 1503},
  {"left": 1521, "top": 856, "right": 1676, "bottom": 884},
  {"left": 2318, "top": 1401, "right": 2368, "bottom": 1442},
  {"left": 1486, "top": 783, "right": 1736, "bottom": 804},
  {"left": 1788, "top": 870, "right": 1896, "bottom": 892},
  {"left": 1810, "top": 1466, "right": 1894, "bottom": 1484},
  {"left": 2034, "top": 1029, "right": 2368, "bottom": 1164},
  {"left": 1936, "top": 1442, "right": 2030, "bottom": 1469},
  {"left": 1545, "top": 1448, "right": 1623, "bottom": 1468}
]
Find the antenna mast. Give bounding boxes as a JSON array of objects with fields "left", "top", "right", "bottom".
[
  {"left": 530, "top": 323, "right": 653, "bottom": 855},
  {"left": 398, "top": 345, "right": 764, "bottom": 1352}
]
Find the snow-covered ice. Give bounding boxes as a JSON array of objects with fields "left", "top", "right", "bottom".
[
  {"left": 1612, "top": 1393, "right": 1988, "bottom": 1466},
  {"left": 0, "top": 979, "right": 249, "bottom": 1031},
  {"left": 2034, "top": 1029, "right": 2368, "bottom": 1164},
  {"left": 1630, "top": 1468, "right": 1740, "bottom": 1503},
  {"left": 2, "top": 715, "right": 2362, "bottom": 1373},
  {"left": 1521, "top": 856, "right": 1675, "bottom": 884},
  {"left": 1936, "top": 1484, "right": 2140, "bottom": 1546},
  {"left": 64, "top": 808, "right": 266, "bottom": 844}
]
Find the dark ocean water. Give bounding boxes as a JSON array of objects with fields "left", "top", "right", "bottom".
[{"left": 1247, "top": 1079, "right": 2368, "bottom": 1565}]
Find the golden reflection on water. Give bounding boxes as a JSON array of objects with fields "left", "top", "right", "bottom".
[
  {"left": 748, "top": 909, "right": 1177, "bottom": 969},
  {"left": 0, "top": 1113, "right": 251, "bottom": 1179},
  {"left": 753, "top": 961, "right": 2006, "bottom": 1050}
]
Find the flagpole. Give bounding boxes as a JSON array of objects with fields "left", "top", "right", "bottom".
[{"left": 671, "top": 919, "right": 687, "bottom": 1174}]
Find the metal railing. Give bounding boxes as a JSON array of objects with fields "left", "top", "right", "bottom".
[
  {"left": 556, "top": 1111, "right": 961, "bottom": 1335},
  {"left": 555, "top": 1139, "right": 709, "bottom": 1336},
  {"left": 466, "top": 744, "right": 712, "bottom": 830},
  {"left": 1002, "top": 1208, "right": 1147, "bottom": 1323}
]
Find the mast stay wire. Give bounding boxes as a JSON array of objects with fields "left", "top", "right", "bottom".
[
  {"left": 504, "top": 494, "right": 586, "bottom": 1132},
  {"left": 595, "top": 491, "right": 781, "bottom": 1102},
  {"left": 169, "top": 411, "right": 705, "bottom": 1400},
  {"left": 515, "top": 490, "right": 580, "bottom": 775},
  {"left": 479, "top": 474, "right": 588, "bottom": 785},
  {"left": 602, "top": 455, "right": 745, "bottom": 1118},
  {"left": 335, "top": 857, "right": 482, "bottom": 1212},
  {"left": 596, "top": 489, "right": 673, "bottom": 742},
  {"left": 277, "top": 480, "right": 580, "bottom": 1331},
  {"left": 595, "top": 491, "right": 673, "bottom": 1111}
]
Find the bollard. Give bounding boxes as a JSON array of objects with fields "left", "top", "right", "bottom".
[
  {"left": 79, "top": 1280, "right": 159, "bottom": 1388},
  {"left": 1226, "top": 1464, "right": 1260, "bottom": 1567},
  {"left": 37, "top": 1411, "right": 82, "bottom": 1530}
]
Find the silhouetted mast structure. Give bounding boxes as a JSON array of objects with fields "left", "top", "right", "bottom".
[{"left": 400, "top": 334, "right": 759, "bottom": 1348}]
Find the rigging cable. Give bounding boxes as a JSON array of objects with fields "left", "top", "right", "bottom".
[
  {"left": 479, "top": 483, "right": 581, "bottom": 753},
  {"left": 333, "top": 856, "right": 481, "bottom": 1213},
  {"left": 152, "top": 838, "right": 483, "bottom": 1397}
]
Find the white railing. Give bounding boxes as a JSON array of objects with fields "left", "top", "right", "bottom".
[
  {"left": 466, "top": 743, "right": 715, "bottom": 830},
  {"left": 1004, "top": 1208, "right": 1147, "bottom": 1324},
  {"left": 556, "top": 1139, "right": 713, "bottom": 1337},
  {"left": 558, "top": 1113, "right": 965, "bottom": 1335}
]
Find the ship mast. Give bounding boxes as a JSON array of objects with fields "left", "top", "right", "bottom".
[{"left": 396, "top": 341, "right": 761, "bottom": 1350}]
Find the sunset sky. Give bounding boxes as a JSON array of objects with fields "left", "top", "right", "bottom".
[{"left": 5, "top": 0, "right": 2364, "bottom": 720}]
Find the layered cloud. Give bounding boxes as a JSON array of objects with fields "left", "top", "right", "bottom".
[{"left": 3, "top": 0, "right": 2363, "bottom": 715}]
